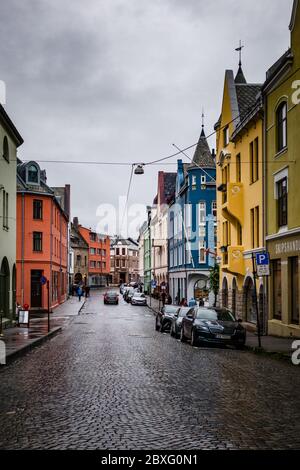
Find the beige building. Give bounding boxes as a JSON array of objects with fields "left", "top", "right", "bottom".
[
  {"left": 0, "top": 104, "right": 23, "bottom": 326},
  {"left": 110, "top": 238, "right": 139, "bottom": 285}
]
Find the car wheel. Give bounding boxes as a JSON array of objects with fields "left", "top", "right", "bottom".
[
  {"left": 159, "top": 322, "right": 165, "bottom": 333},
  {"left": 180, "top": 327, "right": 187, "bottom": 342},
  {"left": 155, "top": 317, "right": 160, "bottom": 331},
  {"left": 191, "top": 329, "right": 198, "bottom": 347}
]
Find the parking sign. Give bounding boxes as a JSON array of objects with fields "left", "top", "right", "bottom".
[{"left": 256, "top": 252, "right": 270, "bottom": 276}]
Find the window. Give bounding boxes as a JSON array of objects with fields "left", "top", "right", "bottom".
[
  {"left": 289, "top": 257, "right": 299, "bottom": 325},
  {"left": 199, "top": 226, "right": 205, "bottom": 238},
  {"left": 116, "top": 248, "right": 119, "bottom": 256},
  {"left": 2, "top": 190, "right": 9, "bottom": 229},
  {"left": 33, "top": 232, "right": 42, "bottom": 252},
  {"left": 28, "top": 164, "right": 39, "bottom": 183},
  {"left": 237, "top": 221, "right": 243, "bottom": 245},
  {"left": 250, "top": 138, "right": 259, "bottom": 183},
  {"left": 277, "top": 102, "right": 287, "bottom": 152},
  {"left": 277, "top": 178, "right": 288, "bottom": 228},
  {"left": 90, "top": 233, "right": 96, "bottom": 241},
  {"left": 201, "top": 175, "right": 206, "bottom": 185},
  {"left": 236, "top": 153, "right": 241, "bottom": 182},
  {"left": 212, "top": 201, "right": 217, "bottom": 218},
  {"left": 191, "top": 175, "right": 197, "bottom": 190},
  {"left": 199, "top": 240, "right": 206, "bottom": 263},
  {"left": 3, "top": 136, "right": 9, "bottom": 162},
  {"left": 122, "top": 259, "right": 126, "bottom": 268},
  {"left": 33, "top": 200, "right": 43, "bottom": 220},
  {"left": 90, "top": 247, "right": 96, "bottom": 255},
  {"left": 250, "top": 206, "right": 259, "bottom": 248},
  {"left": 90, "top": 261, "right": 96, "bottom": 268},
  {"left": 76, "top": 255, "right": 81, "bottom": 266},
  {"left": 122, "top": 248, "right": 126, "bottom": 255},
  {"left": 102, "top": 249, "right": 106, "bottom": 257},
  {"left": 97, "top": 248, "right": 101, "bottom": 255},
  {"left": 85, "top": 256, "right": 87, "bottom": 266},
  {"left": 198, "top": 202, "right": 206, "bottom": 225},
  {"left": 223, "top": 126, "right": 229, "bottom": 147},
  {"left": 272, "top": 260, "right": 282, "bottom": 320},
  {"left": 97, "top": 261, "right": 101, "bottom": 268}
]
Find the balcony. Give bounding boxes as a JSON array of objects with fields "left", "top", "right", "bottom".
[
  {"left": 222, "top": 183, "right": 244, "bottom": 225},
  {"left": 222, "top": 246, "right": 245, "bottom": 275}
]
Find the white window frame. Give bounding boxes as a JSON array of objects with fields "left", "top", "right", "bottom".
[
  {"left": 198, "top": 202, "right": 206, "bottom": 225},
  {"left": 199, "top": 240, "right": 206, "bottom": 264}
]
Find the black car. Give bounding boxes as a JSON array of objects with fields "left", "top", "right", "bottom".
[
  {"left": 180, "top": 307, "right": 246, "bottom": 349},
  {"left": 104, "top": 291, "right": 119, "bottom": 305},
  {"left": 170, "top": 307, "right": 193, "bottom": 338},
  {"left": 155, "top": 305, "right": 180, "bottom": 332}
]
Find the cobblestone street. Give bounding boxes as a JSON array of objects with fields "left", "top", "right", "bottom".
[{"left": 0, "top": 290, "right": 299, "bottom": 450}]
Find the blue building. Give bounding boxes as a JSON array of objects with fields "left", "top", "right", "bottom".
[{"left": 168, "top": 125, "right": 216, "bottom": 305}]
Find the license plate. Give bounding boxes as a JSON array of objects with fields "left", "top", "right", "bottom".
[{"left": 215, "top": 334, "right": 231, "bottom": 340}]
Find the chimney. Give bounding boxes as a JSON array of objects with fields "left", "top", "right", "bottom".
[{"left": 73, "top": 217, "right": 79, "bottom": 229}]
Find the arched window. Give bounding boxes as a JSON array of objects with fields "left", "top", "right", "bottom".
[
  {"left": 3, "top": 136, "right": 9, "bottom": 162},
  {"left": 28, "top": 164, "right": 39, "bottom": 184},
  {"left": 276, "top": 101, "right": 287, "bottom": 152}
]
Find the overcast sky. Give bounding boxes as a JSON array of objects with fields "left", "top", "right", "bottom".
[{"left": 0, "top": 0, "right": 294, "bottom": 235}]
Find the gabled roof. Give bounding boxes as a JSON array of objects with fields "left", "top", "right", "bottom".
[
  {"left": 0, "top": 103, "right": 23, "bottom": 147},
  {"left": 290, "top": 0, "right": 299, "bottom": 31},
  {"left": 235, "top": 83, "right": 262, "bottom": 121},
  {"left": 163, "top": 172, "right": 177, "bottom": 204}
]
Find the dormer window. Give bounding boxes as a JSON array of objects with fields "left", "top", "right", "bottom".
[{"left": 27, "top": 164, "right": 39, "bottom": 184}]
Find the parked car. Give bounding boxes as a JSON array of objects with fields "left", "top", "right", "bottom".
[
  {"left": 170, "top": 307, "right": 193, "bottom": 338},
  {"left": 104, "top": 291, "right": 119, "bottom": 305},
  {"left": 131, "top": 293, "right": 147, "bottom": 306},
  {"left": 180, "top": 307, "right": 246, "bottom": 348},
  {"left": 120, "top": 283, "right": 127, "bottom": 294},
  {"left": 155, "top": 305, "right": 180, "bottom": 332},
  {"left": 124, "top": 288, "right": 135, "bottom": 303}
]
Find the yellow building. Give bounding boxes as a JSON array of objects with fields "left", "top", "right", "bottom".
[
  {"left": 263, "top": 0, "right": 300, "bottom": 338},
  {"left": 215, "top": 66, "right": 266, "bottom": 327}
]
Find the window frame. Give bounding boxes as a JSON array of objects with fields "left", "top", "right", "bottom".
[{"left": 276, "top": 101, "right": 287, "bottom": 153}]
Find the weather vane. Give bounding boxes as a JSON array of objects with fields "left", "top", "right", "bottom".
[
  {"left": 235, "top": 40, "right": 244, "bottom": 67},
  {"left": 201, "top": 108, "right": 205, "bottom": 129}
]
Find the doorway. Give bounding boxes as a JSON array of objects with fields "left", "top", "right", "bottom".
[{"left": 31, "top": 270, "right": 43, "bottom": 308}]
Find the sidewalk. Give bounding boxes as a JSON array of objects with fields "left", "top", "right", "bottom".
[
  {"left": 0, "top": 296, "right": 86, "bottom": 365},
  {"left": 146, "top": 295, "right": 294, "bottom": 358}
]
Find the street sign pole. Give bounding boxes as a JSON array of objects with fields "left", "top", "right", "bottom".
[
  {"left": 47, "top": 280, "right": 50, "bottom": 333},
  {"left": 252, "top": 253, "right": 262, "bottom": 348}
]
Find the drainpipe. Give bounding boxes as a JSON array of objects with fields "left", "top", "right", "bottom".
[
  {"left": 263, "top": 92, "right": 268, "bottom": 335},
  {"left": 21, "top": 192, "right": 25, "bottom": 306}
]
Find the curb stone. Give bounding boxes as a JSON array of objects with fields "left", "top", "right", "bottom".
[{"left": 2, "top": 326, "right": 62, "bottom": 366}]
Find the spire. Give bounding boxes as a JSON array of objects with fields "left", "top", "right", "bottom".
[
  {"left": 200, "top": 108, "right": 205, "bottom": 138},
  {"left": 235, "top": 40, "right": 247, "bottom": 84},
  {"left": 190, "top": 112, "right": 215, "bottom": 168}
]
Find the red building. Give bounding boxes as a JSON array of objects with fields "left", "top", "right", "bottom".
[
  {"left": 16, "top": 161, "right": 70, "bottom": 310},
  {"left": 76, "top": 220, "right": 110, "bottom": 287}
]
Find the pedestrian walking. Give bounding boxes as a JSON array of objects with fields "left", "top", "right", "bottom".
[
  {"left": 180, "top": 298, "right": 188, "bottom": 307},
  {"left": 77, "top": 285, "right": 83, "bottom": 301},
  {"left": 85, "top": 285, "right": 90, "bottom": 298},
  {"left": 188, "top": 297, "right": 197, "bottom": 307}
]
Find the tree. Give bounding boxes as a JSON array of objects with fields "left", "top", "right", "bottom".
[{"left": 209, "top": 264, "right": 220, "bottom": 307}]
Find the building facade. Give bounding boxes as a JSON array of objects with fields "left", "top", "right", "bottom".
[
  {"left": 150, "top": 172, "right": 176, "bottom": 295},
  {"left": 78, "top": 225, "right": 110, "bottom": 287},
  {"left": 263, "top": 0, "right": 300, "bottom": 337},
  {"left": 138, "top": 222, "right": 147, "bottom": 286},
  {"left": 144, "top": 208, "right": 152, "bottom": 294},
  {"left": 70, "top": 217, "right": 89, "bottom": 288},
  {"left": 16, "top": 162, "right": 70, "bottom": 311},
  {"left": 215, "top": 65, "right": 266, "bottom": 326},
  {"left": 0, "top": 104, "right": 23, "bottom": 326},
  {"left": 110, "top": 238, "right": 139, "bottom": 285},
  {"left": 168, "top": 126, "right": 216, "bottom": 304}
]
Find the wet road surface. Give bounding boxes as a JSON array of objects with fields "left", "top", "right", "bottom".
[{"left": 0, "top": 290, "right": 299, "bottom": 450}]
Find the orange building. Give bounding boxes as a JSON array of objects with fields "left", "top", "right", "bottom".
[
  {"left": 16, "top": 161, "right": 70, "bottom": 310},
  {"left": 77, "top": 222, "right": 110, "bottom": 287}
]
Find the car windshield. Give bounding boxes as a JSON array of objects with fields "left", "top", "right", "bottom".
[
  {"left": 107, "top": 292, "right": 117, "bottom": 297},
  {"left": 196, "top": 308, "right": 236, "bottom": 322},
  {"left": 134, "top": 293, "right": 145, "bottom": 298},
  {"left": 164, "top": 306, "right": 179, "bottom": 315}
]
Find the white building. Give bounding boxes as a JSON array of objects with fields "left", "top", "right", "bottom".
[
  {"left": 150, "top": 172, "right": 176, "bottom": 293},
  {"left": 0, "top": 104, "right": 23, "bottom": 326}
]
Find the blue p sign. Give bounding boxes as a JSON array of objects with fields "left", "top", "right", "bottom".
[{"left": 256, "top": 253, "right": 269, "bottom": 266}]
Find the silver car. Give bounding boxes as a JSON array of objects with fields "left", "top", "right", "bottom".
[{"left": 131, "top": 293, "right": 147, "bottom": 306}]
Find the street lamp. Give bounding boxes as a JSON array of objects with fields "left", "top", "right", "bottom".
[{"left": 134, "top": 164, "right": 144, "bottom": 175}]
